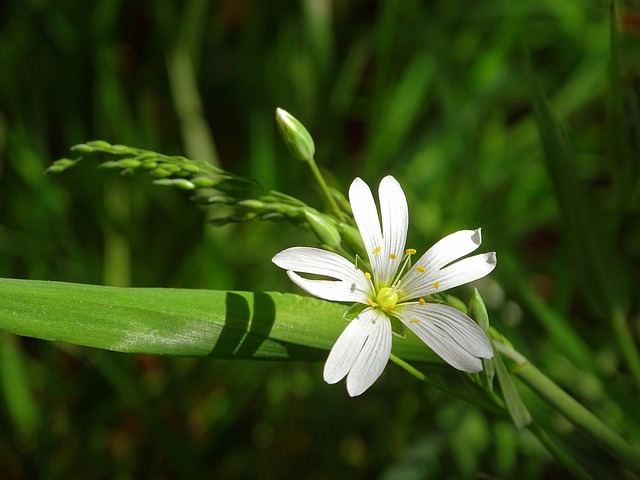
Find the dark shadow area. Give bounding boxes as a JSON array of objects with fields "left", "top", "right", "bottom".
[
  {"left": 211, "top": 291, "right": 325, "bottom": 360},
  {"left": 234, "top": 291, "right": 276, "bottom": 357},
  {"left": 210, "top": 292, "right": 250, "bottom": 357}
]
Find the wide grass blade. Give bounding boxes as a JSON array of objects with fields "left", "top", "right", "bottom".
[{"left": 0, "top": 278, "right": 439, "bottom": 363}]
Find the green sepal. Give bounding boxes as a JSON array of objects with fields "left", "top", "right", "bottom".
[
  {"left": 390, "top": 315, "right": 406, "bottom": 338},
  {"left": 343, "top": 302, "right": 366, "bottom": 322}
]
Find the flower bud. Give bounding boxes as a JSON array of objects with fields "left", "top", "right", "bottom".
[
  {"left": 191, "top": 177, "right": 216, "bottom": 188},
  {"left": 305, "top": 210, "right": 342, "bottom": 247},
  {"left": 275, "top": 108, "right": 315, "bottom": 162},
  {"left": 116, "top": 158, "right": 141, "bottom": 169},
  {"left": 70, "top": 143, "right": 93, "bottom": 153},
  {"left": 86, "top": 140, "right": 112, "bottom": 149},
  {"left": 339, "top": 223, "right": 367, "bottom": 259},
  {"left": 467, "top": 288, "right": 490, "bottom": 332}
]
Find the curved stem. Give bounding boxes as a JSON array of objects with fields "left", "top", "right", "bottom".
[
  {"left": 306, "top": 157, "right": 345, "bottom": 221},
  {"left": 495, "top": 342, "right": 640, "bottom": 474},
  {"left": 389, "top": 354, "right": 503, "bottom": 415}
]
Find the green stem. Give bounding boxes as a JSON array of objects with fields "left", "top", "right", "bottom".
[
  {"left": 389, "top": 354, "right": 503, "bottom": 415},
  {"left": 611, "top": 307, "right": 640, "bottom": 390},
  {"left": 528, "top": 423, "right": 594, "bottom": 480},
  {"left": 307, "top": 157, "right": 345, "bottom": 221},
  {"left": 495, "top": 342, "right": 640, "bottom": 474}
]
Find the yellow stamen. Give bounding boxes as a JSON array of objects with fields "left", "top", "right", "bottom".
[
  {"left": 389, "top": 253, "right": 397, "bottom": 260},
  {"left": 406, "top": 248, "right": 416, "bottom": 255},
  {"left": 433, "top": 281, "right": 440, "bottom": 289},
  {"left": 365, "top": 272, "right": 372, "bottom": 279},
  {"left": 372, "top": 246, "right": 381, "bottom": 255},
  {"left": 367, "top": 298, "right": 378, "bottom": 308},
  {"left": 416, "top": 266, "right": 425, "bottom": 273},
  {"left": 418, "top": 298, "right": 426, "bottom": 306},
  {"left": 409, "top": 318, "right": 420, "bottom": 324}
]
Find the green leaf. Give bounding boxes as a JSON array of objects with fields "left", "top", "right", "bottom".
[
  {"left": 0, "top": 278, "right": 438, "bottom": 363},
  {"left": 530, "top": 75, "right": 627, "bottom": 313},
  {"left": 493, "top": 342, "right": 532, "bottom": 429}
]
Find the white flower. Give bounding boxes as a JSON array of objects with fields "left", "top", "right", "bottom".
[{"left": 272, "top": 176, "right": 497, "bottom": 396}]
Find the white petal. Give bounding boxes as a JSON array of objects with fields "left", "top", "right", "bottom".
[
  {"left": 349, "top": 177, "right": 408, "bottom": 288},
  {"left": 349, "top": 177, "right": 383, "bottom": 258},
  {"left": 400, "top": 229, "right": 483, "bottom": 291},
  {"left": 400, "top": 252, "right": 496, "bottom": 300},
  {"left": 394, "top": 303, "right": 493, "bottom": 372},
  {"left": 377, "top": 176, "right": 409, "bottom": 285},
  {"left": 273, "top": 247, "right": 371, "bottom": 302},
  {"left": 323, "top": 309, "right": 392, "bottom": 397},
  {"left": 323, "top": 313, "right": 371, "bottom": 385}
]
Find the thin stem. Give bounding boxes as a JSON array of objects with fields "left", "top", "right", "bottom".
[
  {"left": 527, "top": 423, "right": 594, "bottom": 480},
  {"left": 389, "top": 354, "right": 503, "bottom": 415},
  {"left": 611, "top": 307, "right": 640, "bottom": 390},
  {"left": 495, "top": 342, "right": 640, "bottom": 474},
  {"left": 306, "top": 157, "right": 346, "bottom": 221}
]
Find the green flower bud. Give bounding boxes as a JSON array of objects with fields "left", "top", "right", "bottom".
[
  {"left": 135, "top": 152, "right": 158, "bottom": 161},
  {"left": 86, "top": 140, "right": 112, "bottom": 149},
  {"left": 158, "top": 163, "right": 181, "bottom": 173},
  {"left": 140, "top": 161, "right": 158, "bottom": 170},
  {"left": 70, "top": 143, "right": 93, "bottom": 153},
  {"left": 180, "top": 163, "right": 200, "bottom": 173},
  {"left": 149, "top": 168, "right": 172, "bottom": 178},
  {"left": 45, "top": 164, "right": 66, "bottom": 173},
  {"left": 339, "top": 223, "right": 367, "bottom": 258},
  {"left": 305, "top": 210, "right": 342, "bottom": 247},
  {"left": 116, "top": 158, "right": 141, "bottom": 169},
  {"left": 467, "top": 288, "right": 490, "bottom": 332},
  {"left": 53, "top": 158, "right": 76, "bottom": 168},
  {"left": 109, "top": 144, "right": 131, "bottom": 154},
  {"left": 237, "top": 199, "right": 266, "bottom": 210},
  {"left": 191, "top": 177, "right": 216, "bottom": 188},
  {"left": 172, "top": 179, "right": 196, "bottom": 190},
  {"left": 98, "top": 160, "right": 122, "bottom": 170},
  {"left": 275, "top": 108, "right": 315, "bottom": 162}
]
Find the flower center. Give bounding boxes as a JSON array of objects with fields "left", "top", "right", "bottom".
[{"left": 376, "top": 287, "right": 398, "bottom": 311}]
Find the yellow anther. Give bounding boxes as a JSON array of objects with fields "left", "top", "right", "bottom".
[
  {"left": 418, "top": 298, "right": 426, "bottom": 306},
  {"left": 372, "top": 246, "right": 381, "bottom": 255},
  {"left": 365, "top": 272, "right": 372, "bottom": 279},
  {"left": 406, "top": 248, "right": 416, "bottom": 255},
  {"left": 367, "top": 298, "right": 378, "bottom": 308},
  {"left": 375, "top": 287, "right": 398, "bottom": 311},
  {"left": 389, "top": 253, "right": 397, "bottom": 260},
  {"left": 416, "top": 265, "right": 426, "bottom": 273},
  {"left": 433, "top": 282, "right": 440, "bottom": 289},
  {"left": 409, "top": 318, "right": 420, "bottom": 324}
]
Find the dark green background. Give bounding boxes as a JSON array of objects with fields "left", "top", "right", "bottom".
[{"left": 1, "top": 1, "right": 639, "bottom": 478}]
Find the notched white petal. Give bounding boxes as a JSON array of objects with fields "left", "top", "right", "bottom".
[
  {"left": 400, "top": 251, "right": 497, "bottom": 300},
  {"left": 409, "top": 229, "right": 484, "bottom": 275},
  {"left": 286, "top": 272, "right": 366, "bottom": 302},
  {"left": 344, "top": 309, "right": 392, "bottom": 396},
  {"left": 323, "top": 309, "right": 391, "bottom": 397},
  {"left": 377, "top": 176, "right": 409, "bottom": 285},
  {"left": 273, "top": 247, "right": 371, "bottom": 302},
  {"left": 395, "top": 303, "right": 492, "bottom": 372},
  {"left": 349, "top": 178, "right": 383, "bottom": 262},
  {"left": 323, "top": 313, "right": 371, "bottom": 384}
]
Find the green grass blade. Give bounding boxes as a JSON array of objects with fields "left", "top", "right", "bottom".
[
  {"left": 531, "top": 80, "right": 624, "bottom": 312},
  {"left": 493, "top": 341, "right": 532, "bottom": 429},
  {"left": 0, "top": 278, "right": 439, "bottom": 363}
]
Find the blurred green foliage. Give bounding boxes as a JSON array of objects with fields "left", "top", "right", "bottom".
[{"left": 1, "top": 0, "right": 639, "bottom": 478}]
